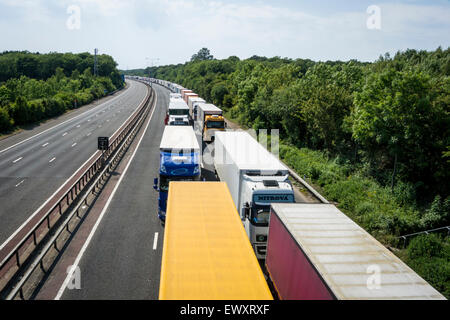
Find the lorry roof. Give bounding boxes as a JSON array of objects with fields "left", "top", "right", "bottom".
[
  {"left": 188, "top": 97, "right": 205, "bottom": 103},
  {"left": 160, "top": 126, "right": 200, "bottom": 151},
  {"left": 215, "top": 131, "right": 289, "bottom": 172},
  {"left": 269, "top": 203, "right": 446, "bottom": 300},
  {"left": 159, "top": 182, "right": 273, "bottom": 300},
  {"left": 198, "top": 103, "right": 222, "bottom": 113},
  {"left": 169, "top": 100, "right": 189, "bottom": 110}
]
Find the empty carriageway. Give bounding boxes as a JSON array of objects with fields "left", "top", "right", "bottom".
[
  {"left": 37, "top": 83, "right": 170, "bottom": 300},
  {"left": 0, "top": 80, "right": 148, "bottom": 249}
]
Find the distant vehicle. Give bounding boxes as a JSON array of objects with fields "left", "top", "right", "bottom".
[
  {"left": 266, "top": 203, "right": 446, "bottom": 300},
  {"left": 166, "top": 99, "right": 190, "bottom": 126},
  {"left": 196, "top": 103, "right": 226, "bottom": 142},
  {"left": 187, "top": 97, "right": 205, "bottom": 118},
  {"left": 159, "top": 181, "right": 273, "bottom": 300},
  {"left": 192, "top": 100, "right": 206, "bottom": 121},
  {"left": 180, "top": 89, "right": 192, "bottom": 101},
  {"left": 153, "top": 126, "right": 201, "bottom": 221},
  {"left": 214, "top": 131, "right": 295, "bottom": 259},
  {"left": 170, "top": 93, "right": 182, "bottom": 99},
  {"left": 184, "top": 92, "right": 198, "bottom": 105}
]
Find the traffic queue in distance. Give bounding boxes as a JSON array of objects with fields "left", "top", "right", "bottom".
[{"left": 133, "top": 76, "right": 446, "bottom": 301}]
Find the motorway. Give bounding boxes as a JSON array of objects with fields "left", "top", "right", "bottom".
[
  {"left": 0, "top": 80, "right": 149, "bottom": 247},
  {"left": 20, "top": 82, "right": 308, "bottom": 299}
]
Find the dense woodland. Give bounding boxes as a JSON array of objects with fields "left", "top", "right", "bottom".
[
  {"left": 0, "top": 51, "right": 124, "bottom": 132},
  {"left": 126, "top": 47, "right": 450, "bottom": 296}
]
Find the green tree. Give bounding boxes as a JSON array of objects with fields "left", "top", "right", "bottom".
[{"left": 191, "top": 48, "right": 214, "bottom": 62}]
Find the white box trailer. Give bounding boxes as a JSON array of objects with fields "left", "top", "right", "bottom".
[
  {"left": 196, "top": 104, "right": 225, "bottom": 142},
  {"left": 214, "top": 131, "right": 295, "bottom": 259},
  {"left": 188, "top": 97, "right": 205, "bottom": 117},
  {"left": 184, "top": 92, "right": 198, "bottom": 105},
  {"left": 266, "top": 203, "right": 446, "bottom": 300}
]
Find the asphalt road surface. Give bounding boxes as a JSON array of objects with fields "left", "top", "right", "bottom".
[
  {"left": 61, "top": 83, "right": 169, "bottom": 300},
  {"left": 0, "top": 80, "right": 149, "bottom": 246}
]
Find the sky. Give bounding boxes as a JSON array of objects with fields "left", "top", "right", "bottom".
[{"left": 0, "top": 0, "right": 449, "bottom": 69}]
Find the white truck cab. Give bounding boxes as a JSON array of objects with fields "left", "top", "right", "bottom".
[{"left": 214, "top": 131, "right": 295, "bottom": 259}]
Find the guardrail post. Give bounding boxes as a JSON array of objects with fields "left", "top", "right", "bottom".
[{"left": 15, "top": 251, "right": 20, "bottom": 267}]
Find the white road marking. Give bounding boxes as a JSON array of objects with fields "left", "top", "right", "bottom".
[
  {"left": 55, "top": 89, "right": 158, "bottom": 300},
  {"left": 0, "top": 86, "right": 130, "bottom": 155},
  {"left": 0, "top": 81, "right": 144, "bottom": 254},
  {"left": 42, "top": 143, "right": 49, "bottom": 147},
  {"left": 76, "top": 125, "right": 80, "bottom": 128},
  {"left": 62, "top": 132, "right": 67, "bottom": 136},
  {"left": 71, "top": 143, "right": 77, "bottom": 147},
  {"left": 153, "top": 232, "right": 159, "bottom": 250},
  {"left": 88, "top": 119, "right": 91, "bottom": 122},
  {"left": 87, "top": 132, "right": 92, "bottom": 136},
  {"left": 49, "top": 157, "right": 56, "bottom": 163},
  {"left": 15, "top": 180, "right": 25, "bottom": 187},
  {"left": 13, "top": 157, "right": 23, "bottom": 163}
]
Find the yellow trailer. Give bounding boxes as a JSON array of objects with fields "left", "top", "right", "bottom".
[{"left": 159, "top": 181, "right": 273, "bottom": 300}]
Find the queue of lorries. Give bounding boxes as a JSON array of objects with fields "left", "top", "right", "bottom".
[{"left": 128, "top": 76, "right": 446, "bottom": 300}]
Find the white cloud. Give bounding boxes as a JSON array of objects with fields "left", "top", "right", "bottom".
[{"left": 0, "top": 0, "right": 448, "bottom": 68}]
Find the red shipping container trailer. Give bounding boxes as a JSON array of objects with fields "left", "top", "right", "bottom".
[{"left": 266, "top": 203, "right": 446, "bottom": 300}]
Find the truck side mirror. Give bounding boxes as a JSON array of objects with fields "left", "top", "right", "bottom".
[
  {"left": 242, "top": 203, "right": 250, "bottom": 220},
  {"left": 153, "top": 178, "right": 158, "bottom": 191}
]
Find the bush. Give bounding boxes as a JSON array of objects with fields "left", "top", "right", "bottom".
[
  {"left": 420, "top": 195, "right": 450, "bottom": 229},
  {"left": 405, "top": 235, "right": 450, "bottom": 298},
  {"left": 0, "top": 107, "right": 13, "bottom": 132}
]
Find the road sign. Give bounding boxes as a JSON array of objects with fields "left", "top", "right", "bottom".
[{"left": 98, "top": 137, "right": 109, "bottom": 150}]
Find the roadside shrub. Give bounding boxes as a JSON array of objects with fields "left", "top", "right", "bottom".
[{"left": 0, "top": 107, "right": 13, "bottom": 132}]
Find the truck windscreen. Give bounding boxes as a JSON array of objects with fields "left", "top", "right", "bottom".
[
  {"left": 169, "top": 109, "right": 189, "bottom": 116},
  {"left": 160, "top": 176, "right": 197, "bottom": 192},
  {"left": 206, "top": 121, "right": 225, "bottom": 129},
  {"left": 251, "top": 205, "right": 271, "bottom": 226}
]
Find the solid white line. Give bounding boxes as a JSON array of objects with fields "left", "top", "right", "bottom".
[
  {"left": 62, "top": 132, "right": 67, "bottom": 136},
  {"left": 15, "top": 180, "right": 25, "bottom": 187},
  {"left": 13, "top": 157, "right": 23, "bottom": 163},
  {"left": 55, "top": 88, "right": 158, "bottom": 300},
  {"left": 42, "top": 143, "right": 49, "bottom": 147},
  {"left": 0, "top": 81, "right": 146, "bottom": 253},
  {"left": 0, "top": 83, "right": 133, "bottom": 155},
  {"left": 86, "top": 133, "right": 91, "bottom": 136},
  {"left": 71, "top": 143, "right": 77, "bottom": 147},
  {"left": 153, "top": 232, "right": 159, "bottom": 250},
  {"left": 49, "top": 157, "right": 56, "bottom": 163}
]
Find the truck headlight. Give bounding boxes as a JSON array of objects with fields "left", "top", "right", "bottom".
[
  {"left": 160, "top": 165, "right": 167, "bottom": 173},
  {"left": 256, "top": 235, "right": 267, "bottom": 242},
  {"left": 193, "top": 166, "right": 200, "bottom": 174}
]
